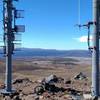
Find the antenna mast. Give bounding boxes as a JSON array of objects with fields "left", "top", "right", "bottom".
[
  {"left": 92, "top": 0, "right": 100, "bottom": 98},
  {"left": 0, "top": 0, "right": 25, "bottom": 94},
  {"left": 76, "top": 0, "right": 100, "bottom": 99}
]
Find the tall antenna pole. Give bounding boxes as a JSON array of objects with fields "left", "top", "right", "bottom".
[
  {"left": 76, "top": 0, "right": 100, "bottom": 98},
  {"left": 92, "top": 0, "right": 100, "bottom": 98},
  {"left": 3, "top": 0, "right": 13, "bottom": 93},
  {"left": 1, "top": 0, "right": 25, "bottom": 94}
]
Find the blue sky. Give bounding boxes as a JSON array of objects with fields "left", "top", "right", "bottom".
[{"left": 0, "top": 0, "right": 92, "bottom": 50}]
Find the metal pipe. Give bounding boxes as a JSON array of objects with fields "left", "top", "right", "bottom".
[
  {"left": 5, "top": 0, "right": 13, "bottom": 93},
  {"left": 92, "top": 0, "right": 100, "bottom": 97}
]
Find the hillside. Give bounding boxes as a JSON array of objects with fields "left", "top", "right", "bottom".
[{"left": 0, "top": 48, "right": 91, "bottom": 58}]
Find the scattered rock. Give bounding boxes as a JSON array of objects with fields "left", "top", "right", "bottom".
[
  {"left": 44, "top": 74, "right": 58, "bottom": 84},
  {"left": 34, "top": 95, "right": 39, "bottom": 100},
  {"left": 34, "top": 85, "right": 45, "bottom": 95},
  {"left": 57, "top": 77, "right": 64, "bottom": 83},
  {"left": 65, "top": 79, "right": 71, "bottom": 84},
  {"left": 39, "top": 95, "right": 44, "bottom": 99},
  {"left": 74, "top": 72, "right": 87, "bottom": 80},
  {"left": 4, "top": 96, "right": 11, "bottom": 100},
  {"left": 13, "top": 78, "right": 33, "bottom": 84},
  {"left": 13, "top": 95, "right": 21, "bottom": 100},
  {"left": 83, "top": 93, "right": 92, "bottom": 100},
  {"left": 0, "top": 82, "right": 5, "bottom": 89}
]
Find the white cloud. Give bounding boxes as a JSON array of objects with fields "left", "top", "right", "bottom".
[{"left": 74, "top": 35, "right": 93, "bottom": 43}]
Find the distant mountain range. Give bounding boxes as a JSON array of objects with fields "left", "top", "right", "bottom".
[{"left": 0, "top": 48, "right": 91, "bottom": 58}]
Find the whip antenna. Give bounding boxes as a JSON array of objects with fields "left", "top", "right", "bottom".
[
  {"left": 78, "top": 0, "right": 81, "bottom": 25},
  {"left": 75, "top": 0, "right": 81, "bottom": 29}
]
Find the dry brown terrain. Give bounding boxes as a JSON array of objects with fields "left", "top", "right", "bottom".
[{"left": 0, "top": 57, "right": 92, "bottom": 100}]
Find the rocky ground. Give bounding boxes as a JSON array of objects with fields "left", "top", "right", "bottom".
[
  {"left": 0, "top": 74, "right": 91, "bottom": 100},
  {"left": 0, "top": 57, "right": 92, "bottom": 100}
]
